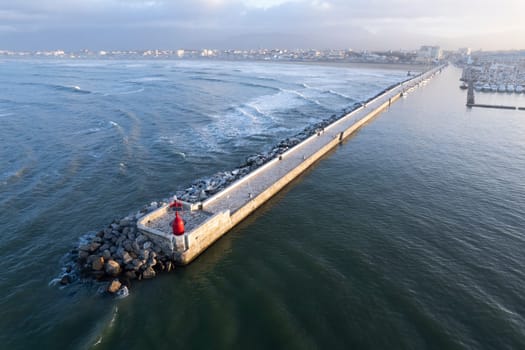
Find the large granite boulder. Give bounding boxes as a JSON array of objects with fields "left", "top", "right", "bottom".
[{"left": 105, "top": 260, "right": 121, "bottom": 277}]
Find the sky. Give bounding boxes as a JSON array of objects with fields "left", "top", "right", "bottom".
[{"left": 0, "top": 0, "right": 523, "bottom": 51}]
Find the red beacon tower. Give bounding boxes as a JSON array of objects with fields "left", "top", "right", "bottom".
[
  {"left": 172, "top": 211, "right": 185, "bottom": 236},
  {"left": 169, "top": 198, "right": 185, "bottom": 236}
]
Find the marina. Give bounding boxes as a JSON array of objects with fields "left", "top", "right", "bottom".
[{"left": 461, "top": 62, "right": 525, "bottom": 94}]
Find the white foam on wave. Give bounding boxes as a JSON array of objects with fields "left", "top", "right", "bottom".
[
  {"left": 158, "top": 136, "right": 174, "bottom": 144},
  {"left": 125, "top": 76, "right": 167, "bottom": 83},
  {"left": 207, "top": 108, "right": 264, "bottom": 140},
  {"left": 249, "top": 90, "right": 306, "bottom": 115},
  {"left": 246, "top": 102, "right": 269, "bottom": 118},
  {"left": 87, "top": 305, "right": 120, "bottom": 348},
  {"left": 280, "top": 88, "right": 323, "bottom": 107},
  {"left": 93, "top": 337, "right": 103, "bottom": 347},
  {"left": 115, "top": 286, "right": 129, "bottom": 299},
  {"left": 79, "top": 231, "right": 96, "bottom": 246},
  {"left": 325, "top": 89, "right": 353, "bottom": 100},
  {"left": 74, "top": 127, "right": 101, "bottom": 135},
  {"left": 63, "top": 85, "right": 91, "bottom": 94},
  {"left": 124, "top": 63, "right": 147, "bottom": 68},
  {"left": 109, "top": 306, "right": 119, "bottom": 326},
  {"left": 48, "top": 277, "right": 62, "bottom": 287},
  {"left": 236, "top": 106, "right": 260, "bottom": 124},
  {"left": 299, "top": 80, "right": 356, "bottom": 104},
  {"left": 89, "top": 152, "right": 102, "bottom": 159},
  {"left": 155, "top": 136, "right": 188, "bottom": 158},
  {"left": 103, "top": 87, "right": 145, "bottom": 96},
  {"left": 205, "top": 86, "right": 328, "bottom": 141}
]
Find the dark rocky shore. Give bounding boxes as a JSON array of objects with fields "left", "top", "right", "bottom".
[{"left": 57, "top": 81, "right": 408, "bottom": 297}]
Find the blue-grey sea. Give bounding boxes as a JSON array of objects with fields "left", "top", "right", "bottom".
[{"left": 1, "top": 59, "right": 525, "bottom": 349}]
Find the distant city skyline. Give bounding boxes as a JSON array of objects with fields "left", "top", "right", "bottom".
[{"left": 0, "top": 0, "right": 524, "bottom": 51}]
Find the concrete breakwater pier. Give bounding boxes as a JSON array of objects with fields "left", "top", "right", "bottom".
[
  {"left": 138, "top": 65, "right": 446, "bottom": 264},
  {"left": 62, "top": 65, "right": 444, "bottom": 295}
]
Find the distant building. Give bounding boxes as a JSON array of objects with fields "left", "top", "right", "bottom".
[
  {"left": 201, "top": 49, "right": 215, "bottom": 57},
  {"left": 416, "top": 46, "right": 442, "bottom": 63},
  {"left": 458, "top": 47, "right": 471, "bottom": 56}
]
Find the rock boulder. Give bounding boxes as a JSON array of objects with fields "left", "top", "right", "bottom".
[
  {"left": 92, "top": 257, "right": 104, "bottom": 271},
  {"left": 107, "top": 279, "right": 121, "bottom": 293},
  {"left": 142, "top": 266, "right": 156, "bottom": 279},
  {"left": 105, "top": 260, "right": 121, "bottom": 277}
]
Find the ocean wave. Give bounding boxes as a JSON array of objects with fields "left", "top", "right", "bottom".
[
  {"left": 103, "top": 87, "right": 145, "bottom": 96},
  {"left": 235, "top": 106, "right": 260, "bottom": 123},
  {"left": 154, "top": 137, "right": 188, "bottom": 159},
  {"left": 88, "top": 152, "right": 102, "bottom": 159},
  {"left": 254, "top": 75, "right": 285, "bottom": 84},
  {"left": 190, "top": 75, "right": 281, "bottom": 93},
  {"left": 206, "top": 107, "right": 268, "bottom": 140},
  {"left": 324, "top": 89, "right": 354, "bottom": 101},
  {"left": 15, "top": 81, "right": 93, "bottom": 94},
  {"left": 1, "top": 166, "right": 31, "bottom": 185},
  {"left": 280, "top": 88, "right": 323, "bottom": 107},
  {"left": 55, "top": 84, "right": 92, "bottom": 94},
  {"left": 124, "top": 76, "right": 167, "bottom": 83},
  {"left": 246, "top": 102, "right": 270, "bottom": 118},
  {"left": 237, "top": 80, "right": 280, "bottom": 91},
  {"left": 203, "top": 85, "right": 326, "bottom": 140},
  {"left": 74, "top": 127, "right": 101, "bottom": 135},
  {"left": 190, "top": 76, "right": 224, "bottom": 83},
  {"left": 82, "top": 305, "right": 120, "bottom": 349},
  {"left": 299, "top": 82, "right": 353, "bottom": 100},
  {"left": 124, "top": 63, "right": 147, "bottom": 68},
  {"left": 225, "top": 90, "right": 310, "bottom": 122}
]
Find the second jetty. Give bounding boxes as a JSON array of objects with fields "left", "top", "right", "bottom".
[{"left": 137, "top": 65, "right": 446, "bottom": 265}]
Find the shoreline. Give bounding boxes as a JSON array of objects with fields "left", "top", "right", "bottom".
[
  {"left": 1, "top": 55, "right": 433, "bottom": 72},
  {"left": 281, "top": 60, "right": 431, "bottom": 72}
]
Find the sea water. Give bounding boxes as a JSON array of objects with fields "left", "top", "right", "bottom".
[{"left": 2, "top": 60, "right": 524, "bottom": 349}]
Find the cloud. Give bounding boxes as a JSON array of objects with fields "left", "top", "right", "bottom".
[{"left": 0, "top": 0, "right": 523, "bottom": 50}]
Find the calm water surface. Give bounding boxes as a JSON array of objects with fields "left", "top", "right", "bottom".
[{"left": 1, "top": 61, "right": 525, "bottom": 349}]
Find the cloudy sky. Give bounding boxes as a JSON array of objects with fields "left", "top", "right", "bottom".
[{"left": 0, "top": 0, "right": 523, "bottom": 51}]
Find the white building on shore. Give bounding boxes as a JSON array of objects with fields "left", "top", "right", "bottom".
[{"left": 416, "top": 46, "right": 442, "bottom": 63}]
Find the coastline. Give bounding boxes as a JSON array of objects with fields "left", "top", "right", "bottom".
[
  {"left": 286, "top": 60, "right": 431, "bottom": 72},
  {"left": 0, "top": 54, "right": 432, "bottom": 73}
]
